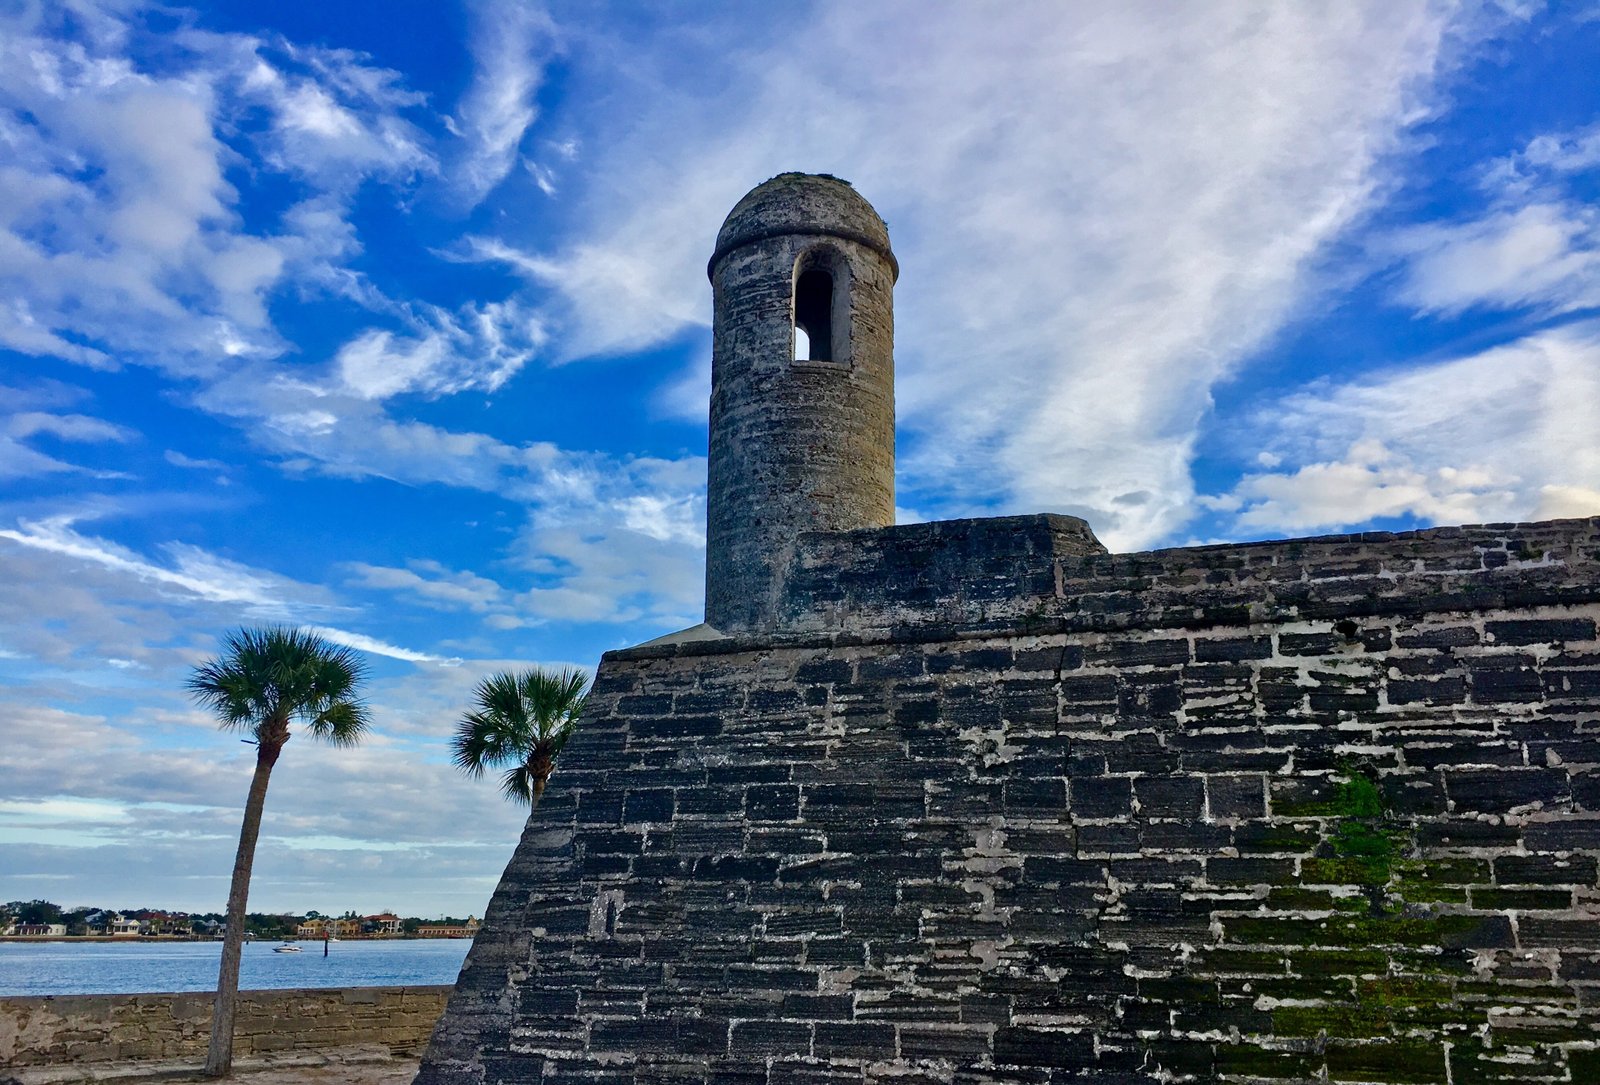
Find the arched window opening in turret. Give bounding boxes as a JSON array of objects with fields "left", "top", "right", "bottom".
[{"left": 794, "top": 267, "right": 834, "bottom": 362}]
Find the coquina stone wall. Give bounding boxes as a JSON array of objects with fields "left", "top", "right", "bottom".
[
  {"left": 417, "top": 517, "right": 1600, "bottom": 1085},
  {"left": 0, "top": 985, "right": 450, "bottom": 1070}
]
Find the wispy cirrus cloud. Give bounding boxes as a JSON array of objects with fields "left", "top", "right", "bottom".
[
  {"left": 7, "top": 413, "right": 133, "bottom": 443},
  {"left": 450, "top": 1, "right": 559, "bottom": 206},
  {"left": 0, "top": 405, "right": 134, "bottom": 479},
  {"left": 235, "top": 41, "right": 435, "bottom": 192},
  {"left": 164, "top": 449, "right": 228, "bottom": 471},
  {"left": 1387, "top": 202, "right": 1600, "bottom": 316},
  {"left": 301, "top": 625, "right": 458, "bottom": 666},
  {"left": 333, "top": 299, "right": 549, "bottom": 401},
  {"left": 1202, "top": 322, "right": 1600, "bottom": 535},
  {"left": 1384, "top": 117, "right": 1600, "bottom": 319},
  {"left": 0, "top": 514, "right": 327, "bottom": 612},
  {"left": 0, "top": 5, "right": 448, "bottom": 379},
  {"left": 473, "top": 1, "right": 1483, "bottom": 548},
  {"left": 0, "top": 513, "right": 465, "bottom": 672}
]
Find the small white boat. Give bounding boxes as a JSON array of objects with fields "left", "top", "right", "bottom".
[{"left": 272, "top": 942, "right": 301, "bottom": 953}]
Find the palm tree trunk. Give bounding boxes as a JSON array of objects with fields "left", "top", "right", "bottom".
[
  {"left": 530, "top": 748, "right": 554, "bottom": 805},
  {"left": 205, "top": 745, "right": 278, "bottom": 1077}
]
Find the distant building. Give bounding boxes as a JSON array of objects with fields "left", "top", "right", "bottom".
[
  {"left": 416, "top": 917, "right": 479, "bottom": 939},
  {"left": 13, "top": 923, "right": 66, "bottom": 936},
  {"left": 136, "top": 910, "right": 191, "bottom": 936},
  {"left": 109, "top": 914, "right": 141, "bottom": 937},
  {"left": 365, "top": 912, "right": 403, "bottom": 935},
  {"left": 296, "top": 916, "right": 363, "bottom": 938}
]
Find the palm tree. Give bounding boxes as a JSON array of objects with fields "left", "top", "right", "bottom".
[
  {"left": 452, "top": 667, "right": 588, "bottom": 806},
  {"left": 188, "top": 627, "right": 370, "bottom": 1077}
]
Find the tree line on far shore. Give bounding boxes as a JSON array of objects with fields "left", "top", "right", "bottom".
[{"left": 1, "top": 900, "right": 478, "bottom": 939}]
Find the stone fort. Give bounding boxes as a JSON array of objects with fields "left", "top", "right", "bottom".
[{"left": 415, "top": 174, "right": 1600, "bottom": 1084}]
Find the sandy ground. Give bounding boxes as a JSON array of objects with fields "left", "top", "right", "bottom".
[{"left": 8, "top": 1047, "right": 420, "bottom": 1085}]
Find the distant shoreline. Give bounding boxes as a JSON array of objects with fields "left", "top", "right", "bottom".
[{"left": 0, "top": 934, "right": 475, "bottom": 944}]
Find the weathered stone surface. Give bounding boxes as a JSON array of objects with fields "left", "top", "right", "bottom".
[
  {"left": 0, "top": 985, "right": 450, "bottom": 1070},
  {"left": 416, "top": 517, "right": 1600, "bottom": 1084}
]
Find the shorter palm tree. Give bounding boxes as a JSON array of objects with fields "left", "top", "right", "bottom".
[{"left": 452, "top": 667, "right": 588, "bottom": 806}]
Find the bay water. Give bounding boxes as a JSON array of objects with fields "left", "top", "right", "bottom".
[{"left": 0, "top": 939, "right": 472, "bottom": 997}]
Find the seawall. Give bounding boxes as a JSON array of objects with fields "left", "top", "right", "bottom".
[{"left": 0, "top": 985, "right": 450, "bottom": 1071}]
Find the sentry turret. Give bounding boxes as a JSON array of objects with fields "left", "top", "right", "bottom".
[{"left": 704, "top": 173, "right": 898, "bottom": 632}]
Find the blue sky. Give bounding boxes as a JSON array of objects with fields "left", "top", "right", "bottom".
[{"left": 2, "top": 1, "right": 1598, "bottom": 918}]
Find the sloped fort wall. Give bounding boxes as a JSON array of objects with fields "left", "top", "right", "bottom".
[{"left": 417, "top": 516, "right": 1600, "bottom": 1085}]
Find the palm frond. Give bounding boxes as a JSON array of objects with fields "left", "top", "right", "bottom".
[
  {"left": 500, "top": 762, "right": 536, "bottom": 806},
  {"left": 452, "top": 665, "right": 589, "bottom": 806},
  {"left": 188, "top": 626, "right": 370, "bottom": 748},
  {"left": 308, "top": 698, "right": 370, "bottom": 747},
  {"left": 451, "top": 710, "right": 527, "bottom": 777}
]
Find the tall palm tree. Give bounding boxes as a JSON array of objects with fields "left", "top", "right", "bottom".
[
  {"left": 188, "top": 627, "right": 370, "bottom": 1077},
  {"left": 452, "top": 667, "right": 588, "bottom": 806}
]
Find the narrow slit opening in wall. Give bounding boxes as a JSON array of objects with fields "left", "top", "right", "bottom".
[{"left": 794, "top": 267, "right": 834, "bottom": 362}]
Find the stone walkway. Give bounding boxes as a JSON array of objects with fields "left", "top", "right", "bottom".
[{"left": 8, "top": 1046, "right": 419, "bottom": 1085}]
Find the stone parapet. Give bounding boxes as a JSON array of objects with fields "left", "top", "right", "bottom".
[{"left": 624, "top": 516, "right": 1600, "bottom": 653}]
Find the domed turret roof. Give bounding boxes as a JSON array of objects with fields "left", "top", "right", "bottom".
[{"left": 709, "top": 173, "right": 896, "bottom": 279}]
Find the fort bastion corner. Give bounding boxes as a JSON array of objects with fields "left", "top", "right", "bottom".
[{"left": 414, "top": 173, "right": 1600, "bottom": 1085}]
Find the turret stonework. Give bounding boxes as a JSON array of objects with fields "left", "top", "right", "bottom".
[{"left": 705, "top": 173, "right": 897, "bottom": 632}]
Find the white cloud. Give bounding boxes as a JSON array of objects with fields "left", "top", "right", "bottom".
[
  {"left": 615, "top": 493, "right": 703, "bottom": 546},
  {"left": 345, "top": 560, "right": 510, "bottom": 615},
  {"left": 0, "top": 513, "right": 329, "bottom": 614},
  {"left": 1389, "top": 202, "right": 1600, "bottom": 315},
  {"left": 0, "top": 698, "right": 532, "bottom": 914},
  {"left": 333, "top": 299, "right": 547, "bottom": 401},
  {"left": 1535, "top": 484, "right": 1600, "bottom": 520},
  {"left": 191, "top": 349, "right": 708, "bottom": 627},
  {"left": 0, "top": 797, "right": 133, "bottom": 826},
  {"left": 335, "top": 328, "right": 454, "bottom": 401},
  {"left": 1385, "top": 113, "right": 1600, "bottom": 318},
  {"left": 1227, "top": 440, "right": 1513, "bottom": 533},
  {"left": 1520, "top": 122, "right": 1600, "bottom": 174},
  {"left": 301, "top": 624, "right": 456, "bottom": 665},
  {"left": 514, "top": 518, "right": 703, "bottom": 627},
  {"left": 7, "top": 412, "right": 132, "bottom": 443},
  {"left": 1207, "top": 323, "right": 1600, "bottom": 534},
  {"left": 0, "top": 8, "right": 446, "bottom": 383},
  {"left": 0, "top": 28, "right": 249, "bottom": 370},
  {"left": 164, "top": 449, "right": 228, "bottom": 471},
  {"left": 452, "top": 1, "right": 557, "bottom": 205},
  {"left": 0, "top": 384, "right": 125, "bottom": 477},
  {"left": 234, "top": 42, "right": 434, "bottom": 192},
  {"left": 1483, "top": 119, "right": 1600, "bottom": 192}
]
